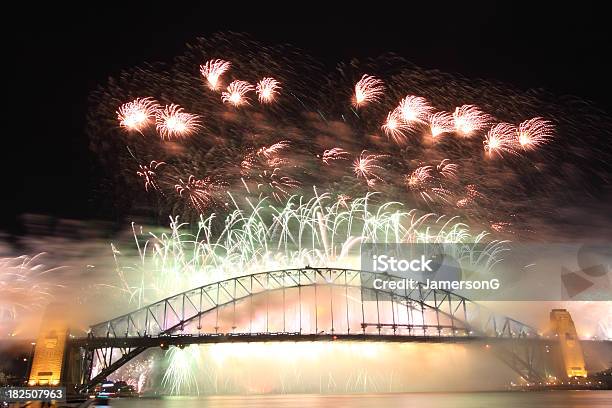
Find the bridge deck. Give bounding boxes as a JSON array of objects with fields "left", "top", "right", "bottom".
[{"left": 70, "top": 332, "right": 553, "bottom": 348}]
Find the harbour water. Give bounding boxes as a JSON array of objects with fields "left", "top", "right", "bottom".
[{"left": 106, "top": 391, "right": 612, "bottom": 408}]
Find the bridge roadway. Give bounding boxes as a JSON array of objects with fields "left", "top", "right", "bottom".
[{"left": 70, "top": 331, "right": 554, "bottom": 349}]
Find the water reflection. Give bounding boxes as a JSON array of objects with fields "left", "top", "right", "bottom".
[{"left": 109, "top": 391, "right": 612, "bottom": 408}]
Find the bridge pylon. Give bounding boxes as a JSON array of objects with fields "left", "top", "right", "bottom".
[
  {"left": 27, "top": 304, "right": 70, "bottom": 387},
  {"left": 549, "top": 309, "right": 587, "bottom": 378}
]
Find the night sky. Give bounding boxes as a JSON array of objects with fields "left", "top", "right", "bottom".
[{"left": 4, "top": 3, "right": 611, "bottom": 237}]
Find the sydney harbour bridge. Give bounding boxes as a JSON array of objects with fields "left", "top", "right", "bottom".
[{"left": 26, "top": 267, "right": 591, "bottom": 393}]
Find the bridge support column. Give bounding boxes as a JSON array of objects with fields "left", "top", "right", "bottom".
[
  {"left": 27, "top": 305, "right": 70, "bottom": 387},
  {"left": 549, "top": 309, "right": 587, "bottom": 378}
]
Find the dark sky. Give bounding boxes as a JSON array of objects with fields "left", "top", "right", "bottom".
[{"left": 3, "top": 3, "right": 611, "bottom": 236}]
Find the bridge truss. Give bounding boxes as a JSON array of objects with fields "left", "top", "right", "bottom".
[{"left": 71, "top": 267, "right": 546, "bottom": 391}]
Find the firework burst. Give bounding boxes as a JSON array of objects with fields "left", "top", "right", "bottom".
[
  {"left": 321, "top": 148, "right": 350, "bottom": 165},
  {"left": 484, "top": 123, "right": 519, "bottom": 157},
  {"left": 109, "top": 357, "right": 154, "bottom": 393},
  {"left": 517, "top": 117, "right": 554, "bottom": 150},
  {"left": 353, "top": 151, "right": 387, "bottom": 187},
  {"left": 405, "top": 165, "right": 454, "bottom": 203},
  {"left": 456, "top": 197, "right": 471, "bottom": 208},
  {"left": 456, "top": 184, "right": 484, "bottom": 208},
  {"left": 90, "top": 34, "right": 608, "bottom": 242},
  {"left": 162, "top": 346, "right": 201, "bottom": 395},
  {"left": 490, "top": 221, "right": 512, "bottom": 233},
  {"left": 155, "top": 104, "right": 201, "bottom": 139},
  {"left": 397, "top": 96, "right": 434, "bottom": 123},
  {"left": 222, "top": 80, "right": 255, "bottom": 106},
  {"left": 436, "top": 159, "right": 458, "bottom": 180},
  {"left": 453, "top": 105, "right": 492, "bottom": 136},
  {"left": 242, "top": 141, "right": 291, "bottom": 171},
  {"left": 199, "top": 59, "right": 232, "bottom": 91},
  {"left": 336, "top": 194, "right": 352, "bottom": 208},
  {"left": 352, "top": 74, "right": 384, "bottom": 107},
  {"left": 256, "top": 77, "right": 281, "bottom": 104},
  {"left": 117, "top": 97, "right": 159, "bottom": 133},
  {"left": 406, "top": 166, "right": 433, "bottom": 187},
  {"left": 175, "top": 175, "right": 224, "bottom": 213},
  {"left": 256, "top": 168, "right": 300, "bottom": 201},
  {"left": 257, "top": 141, "right": 290, "bottom": 160},
  {"left": 137, "top": 161, "right": 166, "bottom": 192},
  {"left": 0, "top": 254, "right": 64, "bottom": 323},
  {"left": 428, "top": 111, "right": 454, "bottom": 138},
  {"left": 405, "top": 166, "right": 434, "bottom": 202},
  {"left": 381, "top": 110, "right": 413, "bottom": 143}
]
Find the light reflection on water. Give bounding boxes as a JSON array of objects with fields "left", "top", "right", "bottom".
[{"left": 108, "top": 391, "right": 612, "bottom": 408}]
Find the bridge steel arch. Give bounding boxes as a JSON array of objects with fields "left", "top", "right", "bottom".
[{"left": 72, "top": 267, "right": 545, "bottom": 391}]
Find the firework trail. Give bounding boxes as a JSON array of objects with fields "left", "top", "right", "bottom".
[
  {"left": 162, "top": 346, "right": 201, "bottom": 395},
  {"left": 238, "top": 141, "right": 300, "bottom": 201},
  {"left": 200, "top": 59, "right": 232, "bottom": 91},
  {"left": 404, "top": 161, "right": 460, "bottom": 204},
  {"left": 353, "top": 74, "right": 384, "bottom": 107},
  {"left": 0, "top": 254, "right": 64, "bottom": 323},
  {"left": 108, "top": 192, "right": 504, "bottom": 307},
  {"left": 406, "top": 166, "right": 433, "bottom": 187}
]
